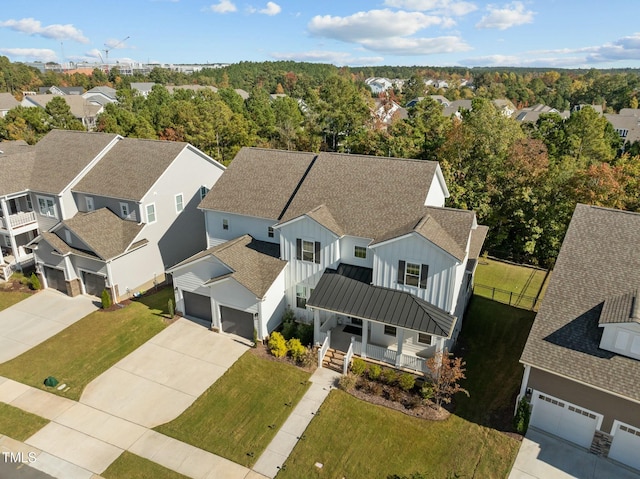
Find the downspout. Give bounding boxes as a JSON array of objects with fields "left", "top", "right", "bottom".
[{"left": 105, "top": 260, "right": 117, "bottom": 304}]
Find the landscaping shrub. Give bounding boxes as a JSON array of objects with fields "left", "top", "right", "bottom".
[
  {"left": 351, "top": 357, "right": 367, "bottom": 376},
  {"left": 514, "top": 397, "right": 531, "bottom": 434},
  {"left": 420, "top": 383, "right": 435, "bottom": 402},
  {"left": 296, "top": 322, "right": 314, "bottom": 346},
  {"left": 338, "top": 373, "right": 357, "bottom": 391},
  {"left": 268, "top": 331, "right": 287, "bottom": 358},
  {"left": 286, "top": 338, "right": 306, "bottom": 363},
  {"left": 398, "top": 373, "right": 416, "bottom": 391},
  {"left": 29, "top": 273, "right": 41, "bottom": 290},
  {"left": 381, "top": 367, "right": 398, "bottom": 385},
  {"left": 387, "top": 386, "right": 402, "bottom": 402},
  {"left": 367, "top": 364, "right": 382, "bottom": 381},
  {"left": 281, "top": 318, "right": 297, "bottom": 340},
  {"left": 101, "top": 289, "right": 112, "bottom": 309}
]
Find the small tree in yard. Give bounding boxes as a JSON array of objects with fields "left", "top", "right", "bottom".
[
  {"left": 101, "top": 289, "right": 112, "bottom": 309},
  {"left": 30, "top": 273, "right": 41, "bottom": 290},
  {"left": 426, "top": 349, "right": 468, "bottom": 408}
]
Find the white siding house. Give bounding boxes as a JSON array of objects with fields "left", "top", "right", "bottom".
[{"left": 170, "top": 147, "right": 487, "bottom": 372}]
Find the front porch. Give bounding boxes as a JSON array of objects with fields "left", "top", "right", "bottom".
[{"left": 316, "top": 314, "right": 437, "bottom": 374}]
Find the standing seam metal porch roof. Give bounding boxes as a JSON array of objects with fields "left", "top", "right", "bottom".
[{"left": 307, "top": 267, "right": 456, "bottom": 337}]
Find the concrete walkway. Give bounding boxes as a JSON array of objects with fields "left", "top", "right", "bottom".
[
  {"left": 80, "top": 319, "right": 248, "bottom": 427},
  {"left": 253, "top": 367, "right": 341, "bottom": 478},
  {"left": 509, "top": 428, "right": 640, "bottom": 479},
  {"left": 0, "top": 291, "right": 98, "bottom": 363}
]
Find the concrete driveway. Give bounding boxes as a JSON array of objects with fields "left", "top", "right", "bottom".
[
  {"left": 0, "top": 291, "right": 98, "bottom": 363},
  {"left": 510, "top": 428, "right": 640, "bottom": 479},
  {"left": 80, "top": 318, "right": 248, "bottom": 428}
]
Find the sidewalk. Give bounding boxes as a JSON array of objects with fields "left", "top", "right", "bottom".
[
  {"left": 252, "top": 367, "right": 341, "bottom": 478},
  {"left": 0, "top": 376, "right": 266, "bottom": 479}
]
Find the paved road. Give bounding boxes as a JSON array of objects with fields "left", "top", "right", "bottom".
[{"left": 0, "top": 459, "right": 55, "bottom": 479}]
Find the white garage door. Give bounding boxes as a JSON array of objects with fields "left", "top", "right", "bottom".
[
  {"left": 530, "top": 391, "right": 601, "bottom": 449},
  {"left": 609, "top": 421, "right": 640, "bottom": 471}
]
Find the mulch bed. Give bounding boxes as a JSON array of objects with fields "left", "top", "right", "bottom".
[
  {"left": 0, "top": 277, "right": 36, "bottom": 294},
  {"left": 250, "top": 343, "right": 317, "bottom": 373},
  {"left": 344, "top": 379, "right": 450, "bottom": 421}
]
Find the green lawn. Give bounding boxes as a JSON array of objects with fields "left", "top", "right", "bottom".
[
  {"left": 453, "top": 296, "right": 535, "bottom": 430},
  {"left": 0, "top": 290, "right": 31, "bottom": 312},
  {"left": 0, "top": 288, "right": 173, "bottom": 400},
  {"left": 277, "top": 390, "right": 519, "bottom": 479},
  {"left": 102, "top": 452, "right": 190, "bottom": 479},
  {"left": 474, "top": 257, "right": 549, "bottom": 309},
  {"left": 155, "top": 352, "right": 311, "bottom": 467},
  {"left": 0, "top": 402, "right": 49, "bottom": 442}
]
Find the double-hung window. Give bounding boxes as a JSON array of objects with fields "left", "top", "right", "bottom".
[
  {"left": 397, "top": 260, "right": 429, "bottom": 289},
  {"left": 175, "top": 194, "right": 184, "bottom": 213},
  {"left": 120, "top": 202, "right": 130, "bottom": 218},
  {"left": 296, "top": 284, "right": 308, "bottom": 309},
  {"left": 200, "top": 186, "right": 210, "bottom": 200},
  {"left": 85, "top": 196, "right": 95, "bottom": 212},
  {"left": 354, "top": 246, "right": 367, "bottom": 259},
  {"left": 146, "top": 203, "right": 156, "bottom": 224},
  {"left": 296, "top": 238, "right": 320, "bottom": 264},
  {"left": 37, "top": 196, "right": 56, "bottom": 218}
]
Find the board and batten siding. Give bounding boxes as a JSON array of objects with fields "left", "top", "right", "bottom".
[
  {"left": 259, "top": 268, "right": 287, "bottom": 338},
  {"left": 339, "top": 235, "right": 374, "bottom": 269},
  {"left": 204, "top": 211, "right": 279, "bottom": 247},
  {"left": 372, "top": 234, "right": 458, "bottom": 312}
]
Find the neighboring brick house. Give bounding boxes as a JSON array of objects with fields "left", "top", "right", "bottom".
[
  {"left": 169, "top": 147, "right": 487, "bottom": 373},
  {"left": 519, "top": 204, "right": 640, "bottom": 471}
]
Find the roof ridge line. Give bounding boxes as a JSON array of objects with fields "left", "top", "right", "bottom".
[{"left": 276, "top": 154, "right": 319, "bottom": 220}]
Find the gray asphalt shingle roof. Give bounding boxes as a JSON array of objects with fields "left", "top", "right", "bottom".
[
  {"left": 30, "top": 130, "right": 118, "bottom": 195},
  {"left": 172, "top": 234, "right": 286, "bottom": 298},
  {"left": 200, "top": 147, "right": 480, "bottom": 262},
  {"left": 308, "top": 266, "right": 456, "bottom": 337},
  {"left": 61, "top": 208, "right": 145, "bottom": 260},
  {"left": 520, "top": 204, "right": 640, "bottom": 402},
  {"left": 73, "top": 137, "right": 188, "bottom": 201},
  {"left": 0, "top": 92, "right": 19, "bottom": 111}
]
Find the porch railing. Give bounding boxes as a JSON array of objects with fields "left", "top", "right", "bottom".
[
  {"left": 343, "top": 338, "right": 355, "bottom": 375},
  {"left": 0, "top": 262, "right": 16, "bottom": 281},
  {"left": 318, "top": 330, "right": 331, "bottom": 369},
  {"left": 397, "top": 354, "right": 428, "bottom": 373},
  {"left": 0, "top": 211, "right": 37, "bottom": 230},
  {"left": 352, "top": 339, "right": 430, "bottom": 374}
]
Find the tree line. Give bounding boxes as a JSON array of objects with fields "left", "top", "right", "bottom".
[{"left": 1, "top": 57, "right": 640, "bottom": 266}]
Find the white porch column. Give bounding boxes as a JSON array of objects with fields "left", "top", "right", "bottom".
[
  {"left": 313, "top": 309, "right": 320, "bottom": 344},
  {"left": 1, "top": 198, "right": 15, "bottom": 261},
  {"left": 395, "top": 328, "right": 405, "bottom": 367},
  {"left": 361, "top": 319, "right": 368, "bottom": 358}
]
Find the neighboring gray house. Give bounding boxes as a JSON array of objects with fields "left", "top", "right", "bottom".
[
  {"left": 519, "top": 204, "right": 640, "bottom": 472},
  {"left": 130, "top": 82, "right": 157, "bottom": 97},
  {"left": 38, "top": 86, "right": 84, "bottom": 95},
  {"left": 514, "top": 103, "right": 570, "bottom": 123},
  {"left": 29, "top": 133, "right": 225, "bottom": 300},
  {"left": 170, "top": 148, "right": 487, "bottom": 373},
  {"left": 83, "top": 86, "right": 118, "bottom": 106},
  {"left": 605, "top": 109, "right": 640, "bottom": 147},
  {"left": 0, "top": 92, "right": 19, "bottom": 117}
]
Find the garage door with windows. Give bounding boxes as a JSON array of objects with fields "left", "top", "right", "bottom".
[
  {"left": 82, "top": 271, "right": 106, "bottom": 297},
  {"left": 44, "top": 266, "right": 66, "bottom": 293},
  {"left": 609, "top": 421, "right": 640, "bottom": 471},
  {"left": 183, "top": 291, "right": 213, "bottom": 325},
  {"left": 530, "top": 391, "right": 601, "bottom": 449}
]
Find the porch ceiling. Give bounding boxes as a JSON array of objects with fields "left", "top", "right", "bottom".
[{"left": 307, "top": 266, "right": 455, "bottom": 337}]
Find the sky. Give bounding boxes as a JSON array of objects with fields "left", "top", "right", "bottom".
[{"left": 0, "top": 1, "right": 639, "bottom": 69}]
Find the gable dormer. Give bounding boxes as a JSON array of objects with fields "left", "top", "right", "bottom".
[{"left": 598, "top": 289, "right": 640, "bottom": 360}]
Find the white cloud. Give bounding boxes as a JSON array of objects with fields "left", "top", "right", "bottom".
[
  {"left": 585, "top": 32, "right": 640, "bottom": 63},
  {"left": 271, "top": 50, "right": 384, "bottom": 66},
  {"left": 0, "top": 18, "right": 89, "bottom": 43},
  {"left": 361, "top": 35, "right": 471, "bottom": 55},
  {"left": 104, "top": 38, "right": 130, "bottom": 49},
  {"left": 309, "top": 9, "right": 448, "bottom": 43},
  {"left": 476, "top": 2, "right": 534, "bottom": 30},
  {"left": 384, "top": 0, "right": 477, "bottom": 16},
  {"left": 208, "top": 0, "right": 236, "bottom": 13},
  {"left": 260, "top": 2, "right": 281, "bottom": 15},
  {"left": 0, "top": 47, "right": 57, "bottom": 62}
]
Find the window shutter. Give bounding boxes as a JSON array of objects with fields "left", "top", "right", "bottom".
[
  {"left": 296, "top": 238, "right": 302, "bottom": 260},
  {"left": 314, "top": 241, "right": 321, "bottom": 264},
  {"left": 420, "top": 264, "right": 429, "bottom": 289},
  {"left": 397, "top": 260, "right": 405, "bottom": 285}
]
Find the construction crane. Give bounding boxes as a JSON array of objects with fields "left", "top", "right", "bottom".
[{"left": 103, "top": 36, "right": 130, "bottom": 73}]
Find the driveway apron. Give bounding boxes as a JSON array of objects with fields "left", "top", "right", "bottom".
[
  {"left": 0, "top": 291, "right": 97, "bottom": 363},
  {"left": 80, "top": 318, "right": 248, "bottom": 427}
]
